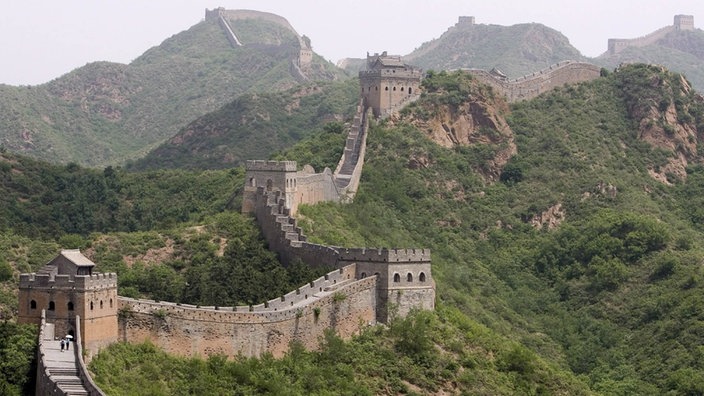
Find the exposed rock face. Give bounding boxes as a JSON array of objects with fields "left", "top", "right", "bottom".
[
  {"left": 530, "top": 203, "right": 565, "bottom": 230},
  {"left": 623, "top": 67, "right": 704, "bottom": 184},
  {"left": 390, "top": 79, "right": 516, "bottom": 183}
]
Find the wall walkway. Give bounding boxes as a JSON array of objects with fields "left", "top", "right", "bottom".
[
  {"left": 35, "top": 311, "right": 105, "bottom": 396},
  {"left": 465, "top": 60, "right": 601, "bottom": 102}
]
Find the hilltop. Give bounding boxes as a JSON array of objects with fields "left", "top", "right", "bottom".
[
  {"left": 595, "top": 15, "right": 704, "bottom": 91},
  {"left": 339, "top": 18, "right": 586, "bottom": 78},
  {"left": 0, "top": 10, "right": 346, "bottom": 167}
]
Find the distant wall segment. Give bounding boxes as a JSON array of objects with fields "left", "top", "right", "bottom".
[
  {"left": 606, "top": 15, "right": 694, "bottom": 54},
  {"left": 465, "top": 61, "right": 601, "bottom": 102}
]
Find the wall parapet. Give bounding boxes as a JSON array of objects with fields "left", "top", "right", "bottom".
[
  {"left": 465, "top": 61, "right": 601, "bottom": 102},
  {"left": 20, "top": 272, "right": 117, "bottom": 290},
  {"left": 119, "top": 267, "right": 375, "bottom": 325},
  {"left": 246, "top": 160, "right": 298, "bottom": 172},
  {"left": 338, "top": 248, "right": 432, "bottom": 263}
]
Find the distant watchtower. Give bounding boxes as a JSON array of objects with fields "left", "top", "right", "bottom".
[
  {"left": 18, "top": 250, "right": 118, "bottom": 354},
  {"left": 674, "top": 15, "right": 694, "bottom": 31},
  {"left": 359, "top": 52, "right": 422, "bottom": 118},
  {"left": 242, "top": 160, "right": 298, "bottom": 214}
]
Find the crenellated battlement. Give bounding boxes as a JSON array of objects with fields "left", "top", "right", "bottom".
[
  {"left": 19, "top": 272, "right": 117, "bottom": 290},
  {"left": 338, "top": 248, "right": 432, "bottom": 263},
  {"left": 359, "top": 68, "right": 424, "bottom": 79},
  {"left": 245, "top": 160, "right": 298, "bottom": 172}
]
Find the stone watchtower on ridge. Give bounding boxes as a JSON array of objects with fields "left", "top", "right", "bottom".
[
  {"left": 359, "top": 52, "right": 423, "bottom": 118},
  {"left": 18, "top": 250, "right": 118, "bottom": 354},
  {"left": 242, "top": 160, "right": 298, "bottom": 214}
]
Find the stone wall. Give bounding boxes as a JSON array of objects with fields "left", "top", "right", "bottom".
[
  {"left": 607, "top": 15, "right": 695, "bottom": 54},
  {"left": 608, "top": 26, "right": 674, "bottom": 55},
  {"left": 466, "top": 61, "right": 601, "bottom": 102},
  {"left": 118, "top": 266, "right": 378, "bottom": 358}
]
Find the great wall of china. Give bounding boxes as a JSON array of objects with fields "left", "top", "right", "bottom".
[
  {"left": 17, "top": 8, "right": 660, "bottom": 395},
  {"left": 606, "top": 15, "right": 694, "bottom": 55},
  {"left": 205, "top": 8, "right": 313, "bottom": 78},
  {"left": 464, "top": 60, "right": 601, "bottom": 102}
]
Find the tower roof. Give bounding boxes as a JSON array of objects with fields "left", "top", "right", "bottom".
[{"left": 56, "top": 249, "right": 96, "bottom": 268}]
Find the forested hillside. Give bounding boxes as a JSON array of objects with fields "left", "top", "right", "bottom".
[
  {"left": 404, "top": 21, "right": 586, "bottom": 77},
  {"left": 3, "top": 63, "right": 704, "bottom": 394},
  {"left": 130, "top": 79, "right": 359, "bottom": 170},
  {"left": 0, "top": 15, "right": 346, "bottom": 167}
]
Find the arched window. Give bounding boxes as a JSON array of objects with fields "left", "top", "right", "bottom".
[
  {"left": 110, "top": 299, "right": 113, "bottom": 308},
  {"left": 361, "top": 272, "right": 367, "bottom": 279},
  {"left": 100, "top": 300, "right": 103, "bottom": 309},
  {"left": 67, "top": 302, "right": 74, "bottom": 311},
  {"left": 393, "top": 87, "right": 397, "bottom": 91},
  {"left": 407, "top": 273, "right": 413, "bottom": 282},
  {"left": 409, "top": 87, "right": 413, "bottom": 95},
  {"left": 90, "top": 301, "right": 94, "bottom": 311},
  {"left": 401, "top": 87, "right": 405, "bottom": 92},
  {"left": 393, "top": 273, "right": 401, "bottom": 283},
  {"left": 385, "top": 86, "right": 389, "bottom": 91},
  {"left": 30, "top": 300, "right": 37, "bottom": 310},
  {"left": 419, "top": 272, "right": 426, "bottom": 282},
  {"left": 48, "top": 301, "right": 55, "bottom": 311},
  {"left": 249, "top": 177, "right": 256, "bottom": 187}
]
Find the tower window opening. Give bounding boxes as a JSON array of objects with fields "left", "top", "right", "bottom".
[
  {"left": 68, "top": 302, "right": 74, "bottom": 311},
  {"left": 49, "top": 301, "right": 55, "bottom": 311},
  {"left": 30, "top": 300, "right": 37, "bottom": 309},
  {"left": 419, "top": 272, "right": 426, "bottom": 282},
  {"left": 407, "top": 273, "right": 413, "bottom": 282},
  {"left": 90, "top": 301, "right": 94, "bottom": 310},
  {"left": 393, "top": 273, "right": 401, "bottom": 283},
  {"left": 385, "top": 86, "right": 389, "bottom": 91}
]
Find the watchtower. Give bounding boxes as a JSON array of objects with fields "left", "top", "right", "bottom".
[
  {"left": 242, "top": 160, "right": 299, "bottom": 214},
  {"left": 674, "top": 15, "right": 694, "bottom": 31},
  {"left": 18, "top": 250, "right": 118, "bottom": 354},
  {"left": 359, "top": 52, "right": 423, "bottom": 118},
  {"left": 339, "top": 248, "right": 435, "bottom": 323}
]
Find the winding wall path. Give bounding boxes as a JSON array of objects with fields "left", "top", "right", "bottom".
[{"left": 465, "top": 60, "right": 601, "bottom": 102}]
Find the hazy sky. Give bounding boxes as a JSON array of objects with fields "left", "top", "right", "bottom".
[{"left": 1, "top": 0, "right": 702, "bottom": 86}]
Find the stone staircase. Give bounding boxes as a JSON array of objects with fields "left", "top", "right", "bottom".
[
  {"left": 38, "top": 319, "right": 97, "bottom": 395},
  {"left": 333, "top": 103, "right": 368, "bottom": 191}
]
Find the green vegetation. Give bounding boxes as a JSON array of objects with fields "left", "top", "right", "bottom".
[
  {"left": 90, "top": 308, "right": 591, "bottom": 395},
  {"left": 290, "top": 65, "right": 704, "bottom": 393},
  {"left": 0, "top": 322, "right": 37, "bottom": 396},
  {"left": 404, "top": 23, "right": 586, "bottom": 78},
  {"left": 4, "top": 64, "right": 704, "bottom": 394},
  {"left": 132, "top": 79, "right": 358, "bottom": 171},
  {"left": 0, "top": 18, "right": 347, "bottom": 167},
  {"left": 0, "top": 152, "right": 242, "bottom": 239}
]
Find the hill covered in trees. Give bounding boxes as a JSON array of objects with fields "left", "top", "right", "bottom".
[
  {"left": 1, "top": 64, "right": 698, "bottom": 394},
  {"left": 0, "top": 13, "right": 346, "bottom": 168}
]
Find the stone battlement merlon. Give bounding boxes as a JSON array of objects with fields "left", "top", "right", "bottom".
[
  {"left": 245, "top": 160, "right": 298, "bottom": 172},
  {"left": 338, "top": 248, "right": 432, "bottom": 263},
  {"left": 359, "top": 69, "right": 424, "bottom": 79},
  {"left": 19, "top": 272, "right": 117, "bottom": 289}
]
